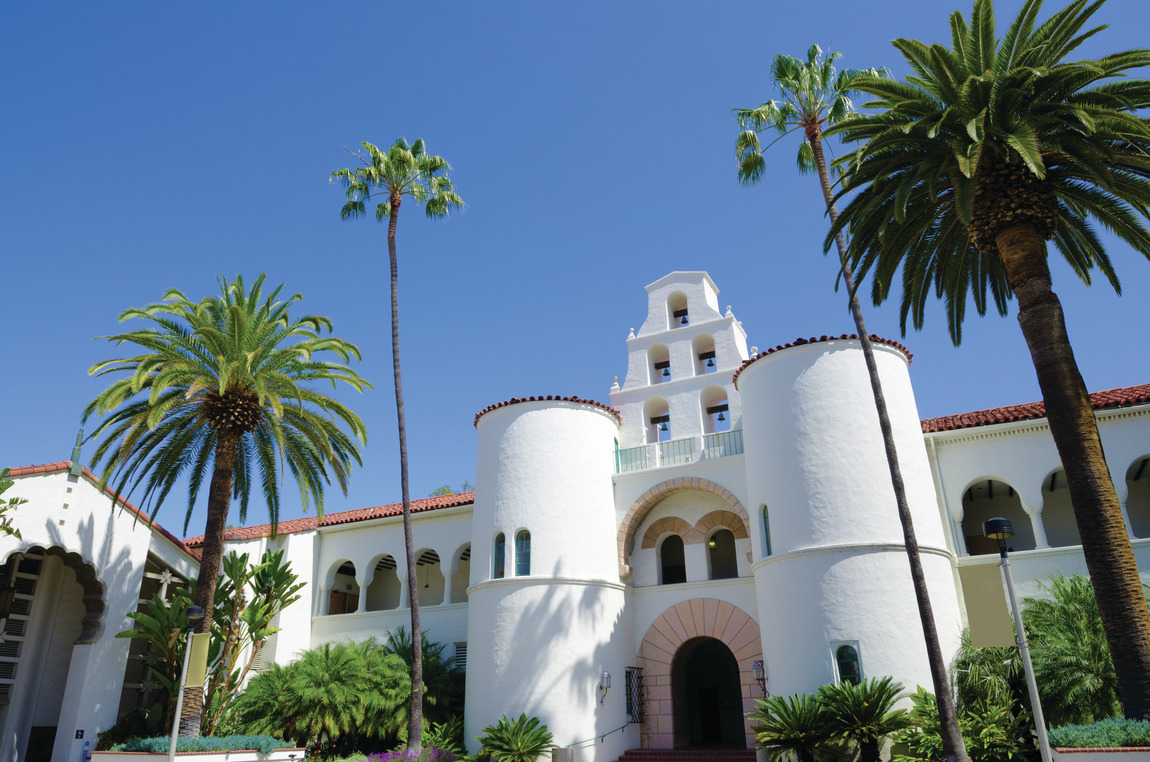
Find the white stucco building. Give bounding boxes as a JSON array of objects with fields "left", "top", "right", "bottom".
[{"left": 4, "top": 271, "right": 1149, "bottom": 762}]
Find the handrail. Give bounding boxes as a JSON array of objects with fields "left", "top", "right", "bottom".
[{"left": 564, "top": 722, "right": 631, "bottom": 748}]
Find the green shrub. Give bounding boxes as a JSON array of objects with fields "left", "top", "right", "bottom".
[
  {"left": 476, "top": 714, "right": 552, "bottom": 762},
  {"left": 94, "top": 706, "right": 163, "bottom": 750},
  {"left": 1048, "top": 718, "right": 1150, "bottom": 748},
  {"left": 111, "top": 734, "right": 291, "bottom": 753},
  {"left": 892, "top": 687, "right": 1036, "bottom": 762}
]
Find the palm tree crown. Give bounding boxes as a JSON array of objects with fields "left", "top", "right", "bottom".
[
  {"left": 828, "top": 0, "right": 1150, "bottom": 341},
  {"left": 332, "top": 137, "right": 462, "bottom": 221},
  {"left": 85, "top": 273, "right": 369, "bottom": 529},
  {"left": 736, "top": 45, "right": 882, "bottom": 183}
]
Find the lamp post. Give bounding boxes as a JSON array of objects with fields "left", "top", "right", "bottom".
[
  {"left": 167, "top": 605, "right": 204, "bottom": 762},
  {"left": 982, "top": 518, "right": 1053, "bottom": 762}
]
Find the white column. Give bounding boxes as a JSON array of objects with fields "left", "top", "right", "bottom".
[
  {"left": 357, "top": 579, "right": 368, "bottom": 614},
  {"left": 1024, "top": 502, "right": 1050, "bottom": 549},
  {"left": 1117, "top": 485, "right": 1136, "bottom": 540}
]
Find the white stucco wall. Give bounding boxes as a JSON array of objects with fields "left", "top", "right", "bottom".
[
  {"left": 0, "top": 467, "right": 197, "bottom": 762},
  {"left": 468, "top": 400, "right": 630, "bottom": 761},
  {"left": 737, "top": 339, "right": 964, "bottom": 700}
]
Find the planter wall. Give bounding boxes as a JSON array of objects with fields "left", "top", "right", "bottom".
[
  {"left": 1053, "top": 748, "right": 1150, "bottom": 762},
  {"left": 92, "top": 748, "right": 305, "bottom": 762}
]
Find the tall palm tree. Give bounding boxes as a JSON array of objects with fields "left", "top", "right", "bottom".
[
  {"left": 84, "top": 273, "right": 370, "bottom": 735},
  {"left": 735, "top": 46, "right": 970, "bottom": 762},
  {"left": 332, "top": 137, "right": 462, "bottom": 752},
  {"left": 826, "top": 0, "right": 1150, "bottom": 719},
  {"left": 817, "top": 677, "right": 912, "bottom": 762}
]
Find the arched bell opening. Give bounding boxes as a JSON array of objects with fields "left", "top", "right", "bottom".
[{"left": 667, "top": 291, "right": 689, "bottom": 329}]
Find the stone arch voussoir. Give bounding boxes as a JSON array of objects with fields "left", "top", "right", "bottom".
[
  {"left": 637, "top": 598, "right": 762, "bottom": 750},
  {"left": 618, "top": 478, "right": 749, "bottom": 576}
]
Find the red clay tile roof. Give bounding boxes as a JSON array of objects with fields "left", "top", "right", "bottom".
[
  {"left": 921, "top": 383, "right": 1150, "bottom": 433},
  {"left": 4, "top": 461, "right": 199, "bottom": 560},
  {"left": 473, "top": 395, "right": 622, "bottom": 427},
  {"left": 183, "top": 491, "right": 476, "bottom": 547},
  {"left": 733, "top": 334, "right": 913, "bottom": 389}
]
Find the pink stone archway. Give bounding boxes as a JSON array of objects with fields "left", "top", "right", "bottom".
[
  {"left": 637, "top": 598, "right": 762, "bottom": 750},
  {"left": 618, "top": 478, "right": 750, "bottom": 575}
]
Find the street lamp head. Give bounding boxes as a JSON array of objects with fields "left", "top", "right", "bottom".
[
  {"left": 982, "top": 517, "right": 1015, "bottom": 541},
  {"left": 186, "top": 605, "right": 205, "bottom": 623}
]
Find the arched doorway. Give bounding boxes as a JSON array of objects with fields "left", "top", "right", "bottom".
[
  {"left": 672, "top": 637, "right": 745, "bottom": 748},
  {"left": 637, "top": 599, "right": 760, "bottom": 750}
]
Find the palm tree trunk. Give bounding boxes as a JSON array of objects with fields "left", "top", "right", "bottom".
[
  {"left": 179, "top": 429, "right": 240, "bottom": 737},
  {"left": 808, "top": 133, "right": 970, "bottom": 762},
  {"left": 997, "top": 221, "right": 1150, "bottom": 720},
  {"left": 387, "top": 196, "right": 425, "bottom": 751}
]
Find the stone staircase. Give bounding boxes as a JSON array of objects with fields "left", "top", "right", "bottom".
[{"left": 612, "top": 749, "right": 757, "bottom": 762}]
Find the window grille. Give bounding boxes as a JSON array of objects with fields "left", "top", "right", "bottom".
[{"left": 625, "top": 666, "right": 644, "bottom": 723}]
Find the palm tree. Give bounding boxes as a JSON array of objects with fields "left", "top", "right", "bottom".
[
  {"left": 749, "top": 692, "right": 836, "bottom": 762},
  {"left": 817, "top": 677, "right": 912, "bottom": 762},
  {"left": 84, "top": 274, "right": 369, "bottom": 735},
  {"left": 826, "top": 0, "right": 1150, "bottom": 719},
  {"left": 735, "top": 46, "right": 970, "bottom": 762},
  {"left": 331, "top": 137, "right": 462, "bottom": 752}
]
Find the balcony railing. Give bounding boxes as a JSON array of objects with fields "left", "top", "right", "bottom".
[{"left": 615, "top": 429, "right": 743, "bottom": 474}]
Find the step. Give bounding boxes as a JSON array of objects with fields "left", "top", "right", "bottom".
[{"left": 613, "top": 749, "right": 757, "bottom": 762}]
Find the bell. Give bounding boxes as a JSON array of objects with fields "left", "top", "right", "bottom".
[
  {"left": 706, "top": 357, "right": 714, "bottom": 368},
  {"left": 662, "top": 367, "right": 670, "bottom": 378},
  {"left": 717, "top": 412, "right": 725, "bottom": 422},
  {"left": 680, "top": 315, "right": 688, "bottom": 325},
  {"left": 659, "top": 421, "right": 668, "bottom": 432}
]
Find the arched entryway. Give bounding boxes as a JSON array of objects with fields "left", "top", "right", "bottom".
[
  {"left": 673, "top": 637, "right": 745, "bottom": 748},
  {"left": 637, "top": 598, "right": 761, "bottom": 750}
]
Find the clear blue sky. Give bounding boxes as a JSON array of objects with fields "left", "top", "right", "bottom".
[{"left": 3, "top": 1, "right": 1148, "bottom": 538}]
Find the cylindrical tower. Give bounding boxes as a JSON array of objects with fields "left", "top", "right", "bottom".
[
  {"left": 466, "top": 396, "right": 633, "bottom": 760},
  {"left": 735, "top": 336, "right": 963, "bottom": 698}
]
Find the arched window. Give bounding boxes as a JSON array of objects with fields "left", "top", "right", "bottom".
[
  {"left": 762, "top": 506, "right": 772, "bottom": 557},
  {"left": 659, "top": 535, "right": 686, "bottom": 584},
  {"left": 493, "top": 533, "right": 506, "bottom": 579},
  {"left": 707, "top": 529, "right": 738, "bottom": 579},
  {"left": 515, "top": 530, "right": 531, "bottom": 576},
  {"left": 836, "top": 645, "right": 861, "bottom": 685}
]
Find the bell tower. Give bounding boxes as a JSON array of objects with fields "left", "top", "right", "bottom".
[{"left": 610, "top": 272, "right": 750, "bottom": 454}]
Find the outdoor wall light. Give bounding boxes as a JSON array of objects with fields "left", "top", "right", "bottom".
[
  {"left": 752, "top": 660, "right": 766, "bottom": 696},
  {"left": 598, "top": 670, "right": 611, "bottom": 704},
  {"left": 982, "top": 517, "right": 1052, "bottom": 762}
]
